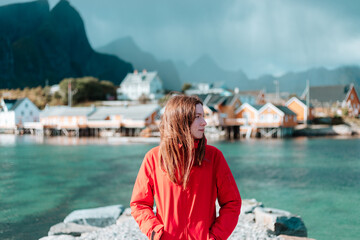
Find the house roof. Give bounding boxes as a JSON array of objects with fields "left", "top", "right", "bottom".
[
  {"left": 204, "top": 94, "right": 225, "bottom": 106},
  {"left": 221, "top": 95, "right": 237, "bottom": 106},
  {"left": 252, "top": 105, "right": 264, "bottom": 110},
  {"left": 4, "top": 98, "right": 26, "bottom": 111},
  {"left": 208, "top": 106, "right": 217, "bottom": 113},
  {"left": 40, "top": 106, "right": 95, "bottom": 117},
  {"left": 276, "top": 106, "right": 297, "bottom": 115},
  {"left": 304, "top": 85, "right": 351, "bottom": 102},
  {"left": 286, "top": 97, "right": 314, "bottom": 108},
  {"left": 88, "top": 104, "right": 160, "bottom": 121},
  {"left": 235, "top": 103, "right": 264, "bottom": 115},
  {"left": 195, "top": 94, "right": 208, "bottom": 103},
  {"left": 258, "top": 103, "right": 296, "bottom": 116},
  {"left": 121, "top": 71, "right": 159, "bottom": 85}
]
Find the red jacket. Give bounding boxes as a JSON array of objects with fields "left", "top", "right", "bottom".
[{"left": 130, "top": 143, "right": 241, "bottom": 240}]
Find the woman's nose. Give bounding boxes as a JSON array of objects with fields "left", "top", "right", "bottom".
[{"left": 202, "top": 118, "right": 207, "bottom": 126}]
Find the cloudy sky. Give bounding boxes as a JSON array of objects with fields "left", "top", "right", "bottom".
[{"left": 2, "top": 0, "right": 360, "bottom": 78}]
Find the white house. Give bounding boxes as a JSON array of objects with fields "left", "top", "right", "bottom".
[
  {"left": 185, "top": 82, "right": 232, "bottom": 96},
  {"left": 0, "top": 98, "right": 40, "bottom": 129},
  {"left": 117, "top": 70, "right": 164, "bottom": 101}
]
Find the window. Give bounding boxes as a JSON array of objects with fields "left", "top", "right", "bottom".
[
  {"left": 243, "top": 112, "right": 250, "bottom": 120},
  {"left": 30, "top": 111, "right": 33, "bottom": 116},
  {"left": 285, "top": 116, "right": 288, "bottom": 122},
  {"left": 21, "top": 111, "right": 24, "bottom": 116},
  {"left": 25, "top": 103, "right": 28, "bottom": 108}
]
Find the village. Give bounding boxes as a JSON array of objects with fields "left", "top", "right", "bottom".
[{"left": 1, "top": 70, "right": 360, "bottom": 140}]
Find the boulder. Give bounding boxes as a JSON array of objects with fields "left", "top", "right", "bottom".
[
  {"left": 254, "top": 207, "right": 307, "bottom": 237},
  {"left": 48, "top": 222, "right": 100, "bottom": 236},
  {"left": 116, "top": 207, "right": 133, "bottom": 225},
  {"left": 64, "top": 205, "right": 124, "bottom": 228},
  {"left": 241, "top": 199, "right": 264, "bottom": 214},
  {"left": 39, "top": 235, "right": 75, "bottom": 240},
  {"left": 332, "top": 124, "right": 353, "bottom": 135}
]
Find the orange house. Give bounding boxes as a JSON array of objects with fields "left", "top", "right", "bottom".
[
  {"left": 40, "top": 106, "right": 92, "bottom": 128},
  {"left": 201, "top": 94, "right": 241, "bottom": 126},
  {"left": 257, "top": 103, "right": 297, "bottom": 128},
  {"left": 216, "top": 95, "right": 242, "bottom": 126},
  {"left": 285, "top": 97, "right": 314, "bottom": 123},
  {"left": 234, "top": 103, "right": 262, "bottom": 125}
]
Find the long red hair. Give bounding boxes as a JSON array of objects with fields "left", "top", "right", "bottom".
[{"left": 159, "top": 95, "right": 206, "bottom": 188}]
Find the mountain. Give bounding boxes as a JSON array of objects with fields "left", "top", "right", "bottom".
[
  {"left": 175, "top": 54, "right": 249, "bottom": 89},
  {"left": 97, "top": 37, "right": 182, "bottom": 91},
  {"left": 174, "top": 54, "right": 360, "bottom": 94},
  {"left": 251, "top": 66, "right": 360, "bottom": 95},
  {"left": 0, "top": 0, "right": 133, "bottom": 89}
]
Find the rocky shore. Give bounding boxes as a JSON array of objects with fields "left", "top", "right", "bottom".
[{"left": 39, "top": 199, "right": 315, "bottom": 240}]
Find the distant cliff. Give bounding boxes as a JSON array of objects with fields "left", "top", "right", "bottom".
[
  {"left": 98, "top": 37, "right": 182, "bottom": 91},
  {"left": 0, "top": 0, "right": 133, "bottom": 89},
  {"left": 175, "top": 54, "right": 249, "bottom": 89},
  {"left": 251, "top": 66, "right": 360, "bottom": 95}
]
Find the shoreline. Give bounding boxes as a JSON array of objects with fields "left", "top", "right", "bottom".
[
  {"left": 1, "top": 132, "right": 359, "bottom": 146},
  {"left": 39, "top": 199, "right": 315, "bottom": 240}
]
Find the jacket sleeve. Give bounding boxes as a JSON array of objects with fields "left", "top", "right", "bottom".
[
  {"left": 209, "top": 150, "right": 242, "bottom": 240},
  {"left": 130, "top": 152, "right": 164, "bottom": 240}
]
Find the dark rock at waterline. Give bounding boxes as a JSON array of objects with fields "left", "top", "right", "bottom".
[{"left": 254, "top": 207, "right": 307, "bottom": 237}]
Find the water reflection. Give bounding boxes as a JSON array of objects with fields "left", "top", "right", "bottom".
[
  {"left": 0, "top": 134, "right": 16, "bottom": 146},
  {"left": 0, "top": 134, "right": 109, "bottom": 146}
]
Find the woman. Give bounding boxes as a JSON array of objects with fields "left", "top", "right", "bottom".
[{"left": 130, "top": 95, "right": 241, "bottom": 240}]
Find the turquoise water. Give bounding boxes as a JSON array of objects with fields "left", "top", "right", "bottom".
[{"left": 0, "top": 135, "right": 359, "bottom": 240}]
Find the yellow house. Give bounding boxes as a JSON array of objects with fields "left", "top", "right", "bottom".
[
  {"left": 257, "top": 103, "right": 297, "bottom": 128},
  {"left": 40, "top": 106, "right": 92, "bottom": 129},
  {"left": 285, "top": 97, "right": 314, "bottom": 123},
  {"left": 235, "top": 103, "right": 262, "bottom": 126}
]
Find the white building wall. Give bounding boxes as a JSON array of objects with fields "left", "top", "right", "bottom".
[
  {"left": 13, "top": 99, "right": 40, "bottom": 125},
  {"left": 118, "top": 73, "right": 164, "bottom": 101},
  {"left": 0, "top": 111, "right": 16, "bottom": 128}
]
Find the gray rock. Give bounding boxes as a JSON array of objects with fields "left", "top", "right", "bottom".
[
  {"left": 64, "top": 205, "right": 124, "bottom": 228},
  {"left": 40, "top": 199, "right": 313, "bottom": 240},
  {"left": 332, "top": 124, "right": 353, "bottom": 135},
  {"left": 48, "top": 222, "right": 100, "bottom": 237},
  {"left": 39, "top": 235, "right": 76, "bottom": 240},
  {"left": 241, "top": 198, "right": 264, "bottom": 214},
  {"left": 254, "top": 207, "right": 307, "bottom": 237},
  {"left": 116, "top": 208, "right": 133, "bottom": 225}
]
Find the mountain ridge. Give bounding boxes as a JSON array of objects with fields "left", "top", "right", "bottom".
[
  {"left": 0, "top": 0, "right": 133, "bottom": 89},
  {"left": 97, "top": 37, "right": 182, "bottom": 91}
]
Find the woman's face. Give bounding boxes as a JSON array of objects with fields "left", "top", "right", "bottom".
[{"left": 190, "top": 104, "right": 207, "bottom": 139}]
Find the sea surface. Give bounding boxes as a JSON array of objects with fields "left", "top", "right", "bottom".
[{"left": 0, "top": 134, "right": 359, "bottom": 240}]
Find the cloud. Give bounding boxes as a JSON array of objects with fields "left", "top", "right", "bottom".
[{"left": 2, "top": 0, "right": 360, "bottom": 78}]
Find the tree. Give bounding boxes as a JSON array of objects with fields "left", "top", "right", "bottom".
[
  {"left": 138, "top": 93, "right": 150, "bottom": 104},
  {"left": 182, "top": 83, "right": 192, "bottom": 93},
  {"left": 59, "top": 77, "right": 117, "bottom": 105}
]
